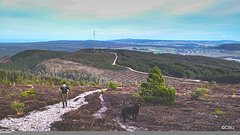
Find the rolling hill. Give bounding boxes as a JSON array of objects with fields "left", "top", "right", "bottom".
[
  {"left": 0, "top": 49, "right": 240, "bottom": 84},
  {"left": 113, "top": 49, "right": 240, "bottom": 84}
]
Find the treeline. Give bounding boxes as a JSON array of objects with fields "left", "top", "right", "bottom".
[
  {"left": 0, "top": 49, "right": 125, "bottom": 74},
  {"left": 203, "top": 74, "right": 240, "bottom": 84},
  {"left": 114, "top": 50, "right": 240, "bottom": 84},
  {"left": 65, "top": 49, "right": 125, "bottom": 70},
  {"left": 0, "top": 50, "right": 60, "bottom": 72},
  {"left": 215, "top": 43, "right": 240, "bottom": 50},
  {"left": 2, "top": 49, "right": 240, "bottom": 84},
  {"left": 56, "top": 70, "right": 107, "bottom": 84},
  {"left": 0, "top": 69, "right": 102, "bottom": 86}
]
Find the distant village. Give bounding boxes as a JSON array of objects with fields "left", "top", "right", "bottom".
[{"left": 176, "top": 49, "right": 227, "bottom": 54}]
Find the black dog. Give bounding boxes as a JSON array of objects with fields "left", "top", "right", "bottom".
[{"left": 120, "top": 103, "right": 141, "bottom": 122}]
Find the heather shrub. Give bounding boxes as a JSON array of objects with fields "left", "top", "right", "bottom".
[
  {"left": 11, "top": 94, "right": 17, "bottom": 99},
  {"left": 191, "top": 88, "right": 208, "bottom": 100},
  {"left": 100, "top": 89, "right": 105, "bottom": 94},
  {"left": 10, "top": 101, "right": 25, "bottom": 115},
  {"left": 21, "top": 88, "right": 37, "bottom": 99},
  {"left": 20, "top": 92, "right": 28, "bottom": 98},
  {"left": 211, "top": 109, "right": 226, "bottom": 115},
  {"left": 30, "top": 94, "right": 36, "bottom": 98},
  {"left": 27, "top": 88, "right": 36, "bottom": 94},
  {"left": 108, "top": 82, "right": 117, "bottom": 90}
]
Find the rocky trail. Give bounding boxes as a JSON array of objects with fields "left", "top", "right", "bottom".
[
  {"left": 92, "top": 90, "right": 141, "bottom": 131},
  {"left": 0, "top": 88, "right": 108, "bottom": 131},
  {"left": 0, "top": 87, "right": 140, "bottom": 131}
]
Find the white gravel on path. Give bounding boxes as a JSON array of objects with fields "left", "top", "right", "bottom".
[
  {"left": 113, "top": 118, "right": 146, "bottom": 132},
  {"left": 0, "top": 88, "right": 106, "bottom": 131},
  {"left": 0, "top": 87, "right": 146, "bottom": 132},
  {"left": 92, "top": 87, "right": 146, "bottom": 132},
  {"left": 93, "top": 94, "right": 107, "bottom": 118}
]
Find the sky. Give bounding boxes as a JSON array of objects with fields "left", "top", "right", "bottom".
[{"left": 0, "top": 0, "right": 240, "bottom": 42}]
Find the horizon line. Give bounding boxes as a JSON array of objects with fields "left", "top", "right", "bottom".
[{"left": 0, "top": 38, "right": 240, "bottom": 43}]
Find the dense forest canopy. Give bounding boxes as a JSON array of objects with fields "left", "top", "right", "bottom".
[{"left": 114, "top": 50, "right": 240, "bottom": 84}]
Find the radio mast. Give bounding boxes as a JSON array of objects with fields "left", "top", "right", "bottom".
[{"left": 93, "top": 30, "right": 95, "bottom": 52}]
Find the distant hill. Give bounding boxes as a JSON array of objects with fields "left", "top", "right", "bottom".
[
  {"left": 215, "top": 43, "right": 240, "bottom": 50},
  {"left": 111, "top": 39, "right": 239, "bottom": 47},
  {"left": 1, "top": 39, "right": 239, "bottom": 58},
  {"left": 0, "top": 49, "right": 125, "bottom": 72},
  {"left": 0, "top": 40, "right": 134, "bottom": 58}
]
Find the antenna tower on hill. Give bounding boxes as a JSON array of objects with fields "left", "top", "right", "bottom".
[{"left": 93, "top": 30, "right": 95, "bottom": 52}]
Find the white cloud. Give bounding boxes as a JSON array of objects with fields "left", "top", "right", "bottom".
[
  {"left": 221, "top": 34, "right": 227, "bottom": 37},
  {"left": 221, "top": 3, "right": 240, "bottom": 15},
  {"left": 165, "top": 0, "right": 217, "bottom": 15},
  {"left": 0, "top": 0, "right": 218, "bottom": 19}
]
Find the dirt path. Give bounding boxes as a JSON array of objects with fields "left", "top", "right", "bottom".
[
  {"left": 93, "top": 94, "right": 107, "bottom": 118},
  {"left": 92, "top": 87, "right": 145, "bottom": 132},
  {"left": 0, "top": 88, "right": 107, "bottom": 131},
  {"left": 113, "top": 53, "right": 201, "bottom": 82},
  {"left": 112, "top": 53, "right": 118, "bottom": 65}
]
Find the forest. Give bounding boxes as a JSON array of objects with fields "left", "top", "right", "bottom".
[
  {"left": 0, "top": 49, "right": 125, "bottom": 73},
  {"left": 0, "top": 69, "right": 102, "bottom": 86},
  {"left": 114, "top": 49, "right": 240, "bottom": 84},
  {"left": 0, "top": 49, "right": 119, "bottom": 86},
  {"left": 0, "top": 49, "right": 240, "bottom": 84}
]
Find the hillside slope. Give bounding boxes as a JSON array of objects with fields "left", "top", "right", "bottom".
[
  {"left": 1, "top": 49, "right": 240, "bottom": 84},
  {"left": 114, "top": 49, "right": 240, "bottom": 84},
  {"left": 37, "top": 58, "right": 148, "bottom": 83},
  {"left": 0, "top": 49, "right": 125, "bottom": 72}
]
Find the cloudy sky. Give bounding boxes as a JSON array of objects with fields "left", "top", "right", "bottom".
[{"left": 0, "top": 0, "right": 240, "bottom": 42}]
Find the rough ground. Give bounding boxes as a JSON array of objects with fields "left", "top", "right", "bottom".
[
  {"left": 0, "top": 85, "right": 104, "bottom": 121},
  {"left": 0, "top": 88, "right": 107, "bottom": 131},
  {"left": 39, "top": 58, "right": 183, "bottom": 83},
  {"left": 0, "top": 83, "right": 239, "bottom": 131},
  {"left": 103, "top": 83, "right": 240, "bottom": 131},
  {"left": 51, "top": 92, "right": 125, "bottom": 131}
]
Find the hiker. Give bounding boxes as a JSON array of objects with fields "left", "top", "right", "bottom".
[{"left": 59, "top": 82, "right": 70, "bottom": 108}]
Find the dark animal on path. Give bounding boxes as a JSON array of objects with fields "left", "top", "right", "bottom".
[{"left": 120, "top": 103, "right": 141, "bottom": 122}]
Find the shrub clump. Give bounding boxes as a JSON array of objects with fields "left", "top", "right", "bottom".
[
  {"left": 27, "top": 88, "right": 36, "bottom": 94},
  {"left": 100, "top": 89, "right": 105, "bottom": 94},
  {"left": 21, "top": 88, "right": 37, "bottom": 99},
  {"left": 10, "top": 101, "right": 25, "bottom": 115},
  {"left": 140, "top": 66, "right": 176, "bottom": 106},
  {"left": 20, "top": 92, "right": 28, "bottom": 98},
  {"left": 108, "top": 82, "right": 117, "bottom": 90},
  {"left": 190, "top": 88, "right": 208, "bottom": 100},
  {"left": 211, "top": 109, "right": 227, "bottom": 115},
  {"left": 11, "top": 94, "right": 17, "bottom": 99}
]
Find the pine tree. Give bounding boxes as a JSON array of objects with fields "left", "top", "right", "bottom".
[
  {"left": 140, "top": 66, "right": 176, "bottom": 105},
  {"left": 147, "top": 66, "right": 165, "bottom": 87}
]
